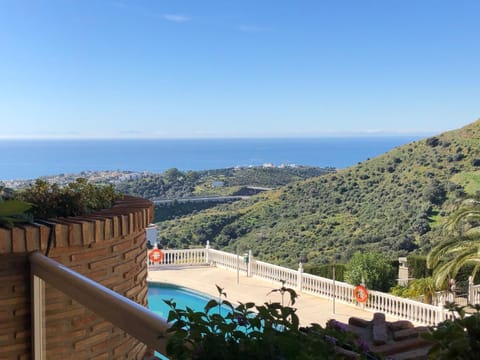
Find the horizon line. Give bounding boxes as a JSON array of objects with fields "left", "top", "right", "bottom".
[{"left": 0, "top": 133, "right": 435, "bottom": 140}]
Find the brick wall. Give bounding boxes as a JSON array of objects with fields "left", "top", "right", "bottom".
[{"left": 0, "top": 196, "right": 154, "bottom": 360}]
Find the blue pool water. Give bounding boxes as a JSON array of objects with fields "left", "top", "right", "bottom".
[
  {"left": 148, "top": 282, "right": 224, "bottom": 319},
  {"left": 148, "top": 283, "right": 230, "bottom": 359}
]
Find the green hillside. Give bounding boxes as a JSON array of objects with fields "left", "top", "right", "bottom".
[
  {"left": 159, "top": 120, "right": 480, "bottom": 267},
  {"left": 116, "top": 166, "right": 334, "bottom": 200}
]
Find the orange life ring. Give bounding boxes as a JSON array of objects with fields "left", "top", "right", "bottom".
[
  {"left": 149, "top": 249, "right": 164, "bottom": 263},
  {"left": 353, "top": 285, "right": 368, "bottom": 303}
]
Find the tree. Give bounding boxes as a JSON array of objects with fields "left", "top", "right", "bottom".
[
  {"left": 344, "top": 251, "right": 396, "bottom": 292},
  {"left": 427, "top": 201, "right": 480, "bottom": 287},
  {"left": 427, "top": 234, "right": 480, "bottom": 288},
  {"left": 423, "top": 179, "right": 446, "bottom": 205},
  {"left": 443, "top": 200, "right": 480, "bottom": 236},
  {"left": 164, "top": 168, "right": 183, "bottom": 184}
]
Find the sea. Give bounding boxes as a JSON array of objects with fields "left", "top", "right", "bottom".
[{"left": 0, "top": 137, "right": 423, "bottom": 181}]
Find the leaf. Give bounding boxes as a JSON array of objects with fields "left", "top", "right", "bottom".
[
  {"left": 163, "top": 299, "right": 175, "bottom": 308},
  {"left": 216, "top": 284, "right": 227, "bottom": 298},
  {"left": 205, "top": 299, "right": 218, "bottom": 313},
  {"left": 167, "top": 310, "right": 178, "bottom": 323},
  {"left": 284, "top": 288, "right": 299, "bottom": 305},
  {"left": 221, "top": 299, "right": 234, "bottom": 311}
]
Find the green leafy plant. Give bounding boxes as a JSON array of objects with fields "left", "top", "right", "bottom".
[
  {"left": 267, "top": 279, "right": 298, "bottom": 307},
  {"left": 15, "top": 178, "right": 120, "bottom": 219},
  {"left": 162, "top": 284, "right": 379, "bottom": 359},
  {"left": 424, "top": 303, "right": 480, "bottom": 359},
  {"left": 390, "top": 277, "right": 438, "bottom": 304},
  {"left": 344, "top": 251, "right": 396, "bottom": 292}
]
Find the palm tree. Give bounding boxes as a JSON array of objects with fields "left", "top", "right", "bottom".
[
  {"left": 407, "top": 277, "right": 438, "bottom": 304},
  {"left": 443, "top": 200, "right": 480, "bottom": 236},
  {"left": 427, "top": 234, "right": 480, "bottom": 288},
  {"left": 427, "top": 200, "right": 480, "bottom": 288}
]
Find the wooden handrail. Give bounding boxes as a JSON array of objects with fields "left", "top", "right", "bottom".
[{"left": 29, "top": 251, "right": 169, "bottom": 356}]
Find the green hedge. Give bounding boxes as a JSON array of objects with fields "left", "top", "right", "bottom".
[
  {"left": 302, "top": 264, "right": 346, "bottom": 282},
  {"left": 407, "top": 255, "right": 432, "bottom": 279}
]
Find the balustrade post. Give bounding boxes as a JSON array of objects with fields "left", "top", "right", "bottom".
[
  {"left": 247, "top": 250, "right": 252, "bottom": 277},
  {"left": 332, "top": 265, "right": 336, "bottom": 314},
  {"left": 437, "top": 301, "right": 445, "bottom": 323},
  {"left": 468, "top": 276, "right": 474, "bottom": 304},
  {"left": 297, "top": 262, "right": 303, "bottom": 291},
  {"left": 205, "top": 241, "right": 210, "bottom": 264}
]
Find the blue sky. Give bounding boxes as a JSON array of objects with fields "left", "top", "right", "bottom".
[{"left": 0, "top": 0, "right": 479, "bottom": 138}]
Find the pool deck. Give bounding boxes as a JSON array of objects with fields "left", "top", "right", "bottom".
[{"left": 147, "top": 264, "right": 398, "bottom": 326}]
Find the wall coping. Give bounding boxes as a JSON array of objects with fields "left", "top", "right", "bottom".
[{"left": 0, "top": 196, "right": 154, "bottom": 254}]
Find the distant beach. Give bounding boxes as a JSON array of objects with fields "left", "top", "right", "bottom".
[{"left": 0, "top": 137, "right": 422, "bottom": 181}]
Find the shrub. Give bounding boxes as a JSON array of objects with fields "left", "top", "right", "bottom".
[
  {"left": 390, "top": 284, "right": 409, "bottom": 298},
  {"left": 405, "top": 277, "right": 437, "bottom": 304},
  {"left": 424, "top": 303, "right": 480, "bottom": 359},
  {"left": 344, "top": 251, "right": 396, "bottom": 292},
  {"left": 391, "top": 277, "right": 441, "bottom": 305},
  {"left": 162, "top": 284, "right": 379, "bottom": 359},
  {"left": 15, "top": 178, "right": 120, "bottom": 219},
  {"left": 426, "top": 137, "right": 440, "bottom": 147}
]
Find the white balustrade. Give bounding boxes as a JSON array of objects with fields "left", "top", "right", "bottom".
[
  {"left": 302, "top": 273, "right": 355, "bottom": 304},
  {"left": 365, "top": 289, "right": 444, "bottom": 325},
  {"left": 250, "top": 260, "right": 298, "bottom": 288},
  {"left": 148, "top": 248, "right": 206, "bottom": 266},
  {"left": 148, "top": 245, "right": 462, "bottom": 325},
  {"left": 208, "top": 249, "right": 248, "bottom": 274},
  {"left": 472, "top": 285, "right": 480, "bottom": 304}
]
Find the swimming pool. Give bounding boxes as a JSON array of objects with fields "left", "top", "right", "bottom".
[
  {"left": 148, "top": 282, "right": 229, "bottom": 319},
  {"left": 148, "top": 283, "right": 232, "bottom": 359}
]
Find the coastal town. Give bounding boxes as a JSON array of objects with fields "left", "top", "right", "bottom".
[
  {"left": 0, "top": 163, "right": 317, "bottom": 190},
  {"left": 0, "top": 170, "right": 146, "bottom": 190}
]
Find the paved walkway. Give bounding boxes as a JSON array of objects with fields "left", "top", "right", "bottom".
[{"left": 147, "top": 265, "right": 397, "bottom": 326}]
